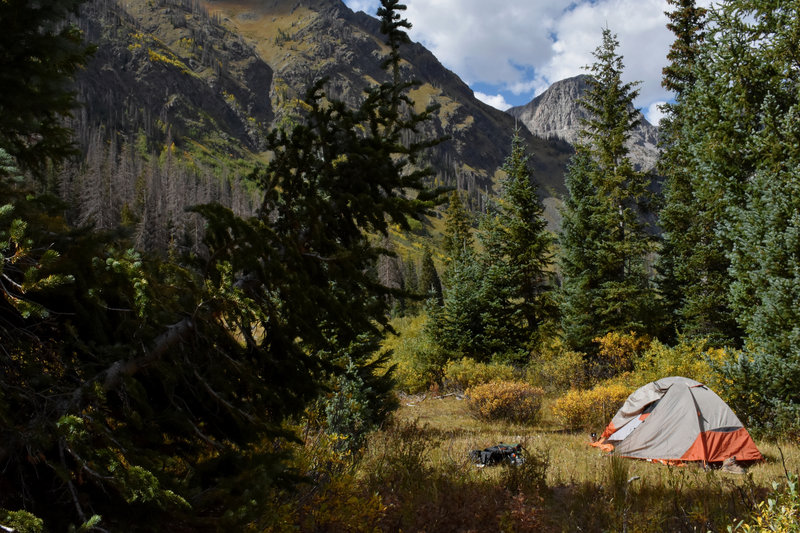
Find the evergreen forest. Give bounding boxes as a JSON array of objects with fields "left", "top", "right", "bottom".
[{"left": 2, "top": 0, "right": 800, "bottom": 530}]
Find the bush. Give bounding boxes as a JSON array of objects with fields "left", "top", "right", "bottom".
[
  {"left": 443, "top": 357, "right": 516, "bottom": 391},
  {"left": 466, "top": 380, "right": 544, "bottom": 424},
  {"left": 591, "top": 331, "right": 651, "bottom": 380},
  {"left": 730, "top": 474, "right": 799, "bottom": 532},
  {"left": 551, "top": 383, "right": 632, "bottom": 431},
  {"left": 526, "top": 348, "right": 586, "bottom": 393},
  {"left": 628, "top": 337, "right": 728, "bottom": 389},
  {"left": 0, "top": 510, "right": 43, "bottom": 533},
  {"left": 384, "top": 315, "right": 445, "bottom": 393}
]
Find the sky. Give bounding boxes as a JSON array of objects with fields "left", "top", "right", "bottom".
[{"left": 343, "top": 0, "right": 714, "bottom": 125}]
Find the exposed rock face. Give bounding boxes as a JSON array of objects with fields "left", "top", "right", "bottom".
[
  {"left": 74, "top": 0, "right": 574, "bottom": 214},
  {"left": 203, "top": 0, "right": 573, "bottom": 203},
  {"left": 507, "top": 74, "right": 660, "bottom": 171}
]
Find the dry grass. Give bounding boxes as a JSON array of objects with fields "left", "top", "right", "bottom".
[
  {"left": 385, "top": 395, "right": 800, "bottom": 532},
  {"left": 267, "top": 395, "right": 798, "bottom": 531}
]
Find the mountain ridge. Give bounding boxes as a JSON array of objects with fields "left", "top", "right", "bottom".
[{"left": 68, "top": 0, "right": 659, "bottom": 247}]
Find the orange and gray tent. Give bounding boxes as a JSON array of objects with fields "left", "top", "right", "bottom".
[{"left": 591, "top": 376, "right": 762, "bottom": 464}]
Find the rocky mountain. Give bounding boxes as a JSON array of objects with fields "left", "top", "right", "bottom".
[
  {"left": 72, "top": 0, "right": 572, "bottom": 215},
  {"left": 507, "top": 74, "right": 660, "bottom": 171},
  {"left": 69, "top": 0, "right": 662, "bottom": 248}
]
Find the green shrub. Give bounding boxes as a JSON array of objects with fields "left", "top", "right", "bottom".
[
  {"left": 384, "top": 315, "right": 445, "bottom": 393},
  {"left": 526, "top": 348, "right": 586, "bottom": 393},
  {"left": 325, "top": 361, "right": 377, "bottom": 455},
  {"left": 466, "top": 380, "right": 544, "bottom": 424},
  {"left": 0, "top": 510, "right": 44, "bottom": 533},
  {"left": 551, "top": 383, "right": 632, "bottom": 431},
  {"left": 443, "top": 357, "right": 516, "bottom": 391},
  {"left": 729, "top": 474, "right": 799, "bottom": 532}
]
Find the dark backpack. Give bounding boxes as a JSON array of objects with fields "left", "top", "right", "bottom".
[{"left": 469, "top": 443, "right": 524, "bottom": 466}]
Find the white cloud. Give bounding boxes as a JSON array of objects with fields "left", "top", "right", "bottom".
[
  {"left": 542, "top": 0, "right": 673, "bottom": 107},
  {"left": 344, "top": 0, "right": 687, "bottom": 115},
  {"left": 644, "top": 101, "right": 668, "bottom": 126},
  {"left": 474, "top": 92, "right": 512, "bottom": 111},
  {"left": 404, "top": 0, "right": 563, "bottom": 88}
]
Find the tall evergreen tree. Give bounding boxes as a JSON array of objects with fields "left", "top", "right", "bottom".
[
  {"left": 709, "top": 0, "right": 800, "bottom": 432},
  {"left": 0, "top": 0, "right": 94, "bottom": 178},
  {"left": 559, "top": 28, "right": 659, "bottom": 354},
  {"left": 431, "top": 190, "right": 486, "bottom": 357},
  {"left": 478, "top": 130, "right": 554, "bottom": 354},
  {"left": 418, "top": 244, "right": 443, "bottom": 304},
  {"left": 656, "top": 0, "right": 741, "bottom": 345},
  {"left": 442, "top": 189, "right": 474, "bottom": 265},
  {"left": 0, "top": 0, "right": 446, "bottom": 528},
  {"left": 559, "top": 150, "right": 605, "bottom": 352}
]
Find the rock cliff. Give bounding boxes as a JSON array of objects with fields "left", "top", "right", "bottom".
[{"left": 507, "top": 74, "right": 659, "bottom": 171}]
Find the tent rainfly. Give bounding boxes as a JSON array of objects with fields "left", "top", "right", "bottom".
[{"left": 591, "top": 376, "right": 762, "bottom": 464}]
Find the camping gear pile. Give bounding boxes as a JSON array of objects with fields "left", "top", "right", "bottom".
[
  {"left": 591, "top": 376, "right": 762, "bottom": 467},
  {"left": 470, "top": 443, "right": 525, "bottom": 467}
]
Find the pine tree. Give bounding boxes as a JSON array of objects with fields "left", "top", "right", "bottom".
[
  {"left": 442, "top": 189, "right": 474, "bottom": 265},
  {"left": 558, "top": 28, "right": 659, "bottom": 355},
  {"left": 430, "top": 187, "right": 496, "bottom": 359},
  {"left": 0, "top": 0, "right": 94, "bottom": 178},
  {"left": 656, "top": 0, "right": 741, "bottom": 344},
  {"left": 559, "top": 149, "right": 605, "bottom": 353},
  {"left": 0, "top": 1, "right": 447, "bottom": 528},
  {"left": 418, "top": 244, "right": 443, "bottom": 304},
  {"left": 478, "top": 130, "right": 554, "bottom": 355},
  {"left": 711, "top": 0, "right": 800, "bottom": 432}
]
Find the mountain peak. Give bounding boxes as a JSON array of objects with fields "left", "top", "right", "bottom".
[{"left": 508, "top": 74, "right": 659, "bottom": 170}]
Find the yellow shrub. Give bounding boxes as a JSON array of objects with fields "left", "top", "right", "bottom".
[
  {"left": 594, "top": 331, "right": 651, "bottom": 374},
  {"left": 384, "top": 315, "right": 442, "bottom": 393},
  {"left": 551, "top": 383, "right": 632, "bottom": 431},
  {"left": 443, "top": 357, "right": 516, "bottom": 391},
  {"left": 466, "top": 381, "right": 544, "bottom": 424},
  {"left": 622, "top": 337, "right": 732, "bottom": 392}
]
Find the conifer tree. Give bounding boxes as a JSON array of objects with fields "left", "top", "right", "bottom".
[
  {"left": 191, "top": 0, "right": 445, "bottom": 467},
  {"left": 559, "top": 149, "right": 605, "bottom": 352},
  {"left": 1, "top": 0, "right": 447, "bottom": 528},
  {"left": 707, "top": 0, "right": 800, "bottom": 431},
  {"left": 0, "top": 0, "right": 94, "bottom": 178},
  {"left": 431, "top": 190, "right": 486, "bottom": 357},
  {"left": 418, "top": 244, "right": 443, "bottom": 304},
  {"left": 558, "top": 28, "right": 659, "bottom": 354},
  {"left": 656, "top": 0, "right": 739, "bottom": 344},
  {"left": 442, "top": 189, "right": 474, "bottom": 265},
  {"left": 478, "top": 130, "right": 554, "bottom": 355}
]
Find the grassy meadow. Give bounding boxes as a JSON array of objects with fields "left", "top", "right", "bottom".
[{"left": 269, "top": 394, "right": 799, "bottom": 532}]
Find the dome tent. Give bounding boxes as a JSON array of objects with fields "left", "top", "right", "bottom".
[{"left": 591, "top": 377, "right": 762, "bottom": 464}]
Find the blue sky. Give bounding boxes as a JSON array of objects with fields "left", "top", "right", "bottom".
[{"left": 343, "top": 0, "right": 714, "bottom": 125}]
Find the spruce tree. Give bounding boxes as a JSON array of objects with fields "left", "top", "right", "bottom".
[
  {"left": 0, "top": 0, "right": 94, "bottom": 178},
  {"left": 418, "top": 244, "right": 443, "bottom": 304},
  {"left": 559, "top": 149, "right": 605, "bottom": 353},
  {"left": 656, "top": 0, "right": 743, "bottom": 345},
  {"left": 558, "top": 28, "right": 659, "bottom": 355},
  {"left": 711, "top": 0, "right": 800, "bottom": 432},
  {"left": 0, "top": 0, "right": 447, "bottom": 528},
  {"left": 442, "top": 189, "right": 474, "bottom": 265},
  {"left": 656, "top": 0, "right": 708, "bottom": 338},
  {"left": 478, "top": 130, "right": 554, "bottom": 355},
  {"left": 431, "top": 190, "right": 486, "bottom": 358}
]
